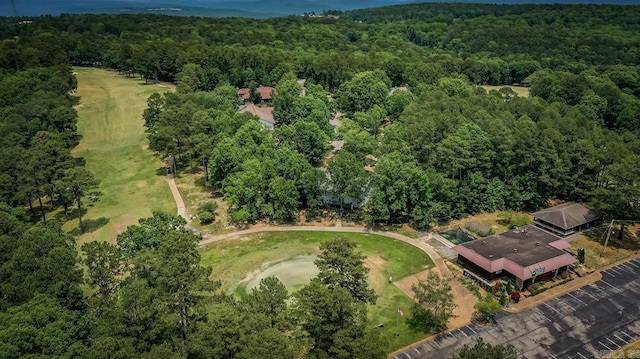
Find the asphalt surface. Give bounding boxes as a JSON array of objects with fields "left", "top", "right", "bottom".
[{"left": 395, "top": 259, "right": 640, "bottom": 359}]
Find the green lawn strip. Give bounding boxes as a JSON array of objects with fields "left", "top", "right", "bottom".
[
  {"left": 200, "top": 231, "right": 434, "bottom": 352},
  {"left": 369, "top": 283, "right": 427, "bottom": 352},
  {"left": 69, "top": 68, "right": 175, "bottom": 243}
]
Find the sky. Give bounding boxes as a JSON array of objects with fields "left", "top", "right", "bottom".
[{"left": 2, "top": 0, "right": 638, "bottom": 17}]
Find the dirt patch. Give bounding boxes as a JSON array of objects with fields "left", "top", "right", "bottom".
[
  {"left": 394, "top": 269, "right": 478, "bottom": 329},
  {"left": 365, "top": 256, "right": 388, "bottom": 292},
  {"left": 239, "top": 255, "right": 319, "bottom": 294}
]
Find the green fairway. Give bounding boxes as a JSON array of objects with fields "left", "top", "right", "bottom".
[
  {"left": 70, "top": 68, "right": 175, "bottom": 243},
  {"left": 200, "top": 231, "right": 434, "bottom": 351}
]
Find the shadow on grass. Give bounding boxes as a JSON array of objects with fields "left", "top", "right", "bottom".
[{"left": 69, "top": 217, "right": 110, "bottom": 236}]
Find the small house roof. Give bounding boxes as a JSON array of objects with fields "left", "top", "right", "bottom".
[
  {"left": 532, "top": 202, "right": 597, "bottom": 230},
  {"left": 237, "top": 86, "right": 275, "bottom": 101},
  {"left": 239, "top": 103, "right": 275, "bottom": 125}
]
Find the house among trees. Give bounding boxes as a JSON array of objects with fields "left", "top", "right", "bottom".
[
  {"left": 453, "top": 225, "right": 576, "bottom": 291},
  {"left": 237, "top": 86, "right": 275, "bottom": 104},
  {"left": 238, "top": 103, "right": 276, "bottom": 130},
  {"left": 532, "top": 202, "right": 597, "bottom": 237}
]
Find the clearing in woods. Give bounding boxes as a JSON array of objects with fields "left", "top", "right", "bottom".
[
  {"left": 200, "top": 231, "right": 435, "bottom": 352},
  {"left": 481, "top": 85, "right": 530, "bottom": 97},
  {"left": 69, "top": 68, "right": 175, "bottom": 243}
]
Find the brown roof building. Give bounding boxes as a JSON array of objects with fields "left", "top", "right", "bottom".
[
  {"left": 237, "top": 86, "right": 275, "bottom": 103},
  {"left": 453, "top": 225, "right": 576, "bottom": 291},
  {"left": 532, "top": 202, "right": 597, "bottom": 237}
]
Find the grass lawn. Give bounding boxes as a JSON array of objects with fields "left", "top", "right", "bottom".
[
  {"left": 481, "top": 85, "right": 530, "bottom": 97},
  {"left": 69, "top": 68, "right": 175, "bottom": 243},
  {"left": 569, "top": 233, "right": 637, "bottom": 269},
  {"left": 200, "top": 231, "right": 434, "bottom": 352}
]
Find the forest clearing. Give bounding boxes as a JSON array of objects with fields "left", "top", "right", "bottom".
[{"left": 200, "top": 231, "right": 434, "bottom": 351}]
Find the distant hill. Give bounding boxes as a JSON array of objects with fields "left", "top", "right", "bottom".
[{"left": 1, "top": 0, "right": 636, "bottom": 18}]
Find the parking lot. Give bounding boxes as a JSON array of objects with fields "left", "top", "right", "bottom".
[{"left": 394, "top": 259, "right": 640, "bottom": 359}]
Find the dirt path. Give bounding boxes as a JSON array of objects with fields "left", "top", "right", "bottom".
[{"left": 166, "top": 176, "right": 186, "bottom": 219}]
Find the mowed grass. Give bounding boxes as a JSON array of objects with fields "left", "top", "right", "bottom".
[
  {"left": 200, "top": 231, "right": 434, "bottom": 352},
  {"left": 481, "top": 85, "right": 530, "bottom": 97},
  {"left": 69, "top": 68, "right": 175, "bottom": 243}
]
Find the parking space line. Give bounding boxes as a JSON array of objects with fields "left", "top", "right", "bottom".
[
  {"left": 600, "top": 280, "right": 618, "bottom": 291},
  {"left": 576, "top": 289, "right": 597, "bottom": 300},
  {"left": 627, "top": 261, "right": 639, "bottom": 269},
  {"left": 543, "top": 303, "right": 563, "bottom": 315},
  {"left": 599, "top": 341, "right": 613, "bottom": 351},
  {"left": 621, "top": 262, "right": 636, "bottom": 271},
  {"left": 466, "top": 325, "right": 477, "bottom": 334},
  {"left": 576, "top": 351, "right": 588, "bottom": 359},
  {"left": 414, "top": 348, "right": 420, "bottom": 355},
  {"left": 610, "top": 267, "right": 623, "bottom": 274},
  {"left": 550, "top": 353, "right": 557, "bottom": 359},
  {"left": 603, "top": 270, "right": 615, "bottom": 278},
  {"left": 567, "top": 293, "right": 587, "bottom": 306},
  {"left": 458, "top": 328, "right": 468, "bottom": 337},
  {"left": 606, "top": 337, "right": 621, "bottom": 348},
  {"left": 589, "top": 283, "right": 607, "bottom": 294},
  {"left": 621, "top": 330, "right": 635, "bottom": 340},
  {"left": 614, "top": 334, "right": 628, "bottom": 344}
]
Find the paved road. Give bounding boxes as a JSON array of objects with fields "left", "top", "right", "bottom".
[{"left": 394, "top": 258, "right": 640, "bottom": 359}]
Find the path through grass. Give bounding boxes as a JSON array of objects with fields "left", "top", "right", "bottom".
[
  {"left": 200, "top": 231, "right": 434, "bottom": 352},
  {"left": 69, "top": 68, "right": 175, "bottom": 243}
]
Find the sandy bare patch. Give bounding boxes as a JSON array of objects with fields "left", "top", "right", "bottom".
[
  {"left": 394, "top": 269, "right": 478, "bottom": 329},
  {"left": 240, "top": 255, "right": 319, "bottom": 293},
  {"left": 365, "top": 256, "right": 388, "bottom": 292}
]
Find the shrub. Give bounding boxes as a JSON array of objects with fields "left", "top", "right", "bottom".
[
  {"left": 474, "top": 292, "right": 502, "bottom": 323},
  {"left": 199, "top": 211, "right": 215, "bottom": 224},
  {"left": 465, "top": 221, "right": 494, "bottom": 237},
  {"left": 198, "top": 201, "right": 218, "bottom": 214},
  {"left": 497, "top": 211, "right": 532, "bottom": 229},
  {"left": 510, "top": 291, "right": 521, "bottom": 303}
]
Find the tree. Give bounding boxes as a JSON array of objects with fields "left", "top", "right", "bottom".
[
  {"left": 326, "top": 151, "right": 370, "bottom": 211},
  {"left": 315, "top": 236, "right": 376, "bottom": 305},
  {"left": 249, "top": 80, "right": 262, "bottom": 104},
  {"left": 338, "top": 70, "right": 390, "bottom": 114},
  {"left": 473, "top": 292, "right": 502, "bottom": 323},
  {"left": 243, "top": 276, "right": 290, "bottom": 330},
  {"left": 60, "top": 167, "right": 100, "bottom": 233},
  {"left": 293, "top": 280, "right": 383, "bottom": 359},
  {"left": 408, "top": 272, "right": 457, "bottom": 333},
  {"left": 449, "top": 338, "right": 518, "bottom": 359},
  {"left": 176, "top": 63, "right": 206, "bottom": 93}
]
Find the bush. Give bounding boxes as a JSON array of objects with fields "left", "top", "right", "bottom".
[
  {"left": 510, "top": 291, "right": 521, "bottom": 303},
  {"left": 198, "top": 201, "right": 218, "bottom": 214},
  {"left": 199, "top": 211, "right": 215, "bottom": 224},
  {"left": 497, "top": 211, "right": 532, "bottom": 229},
  {"left": 474, "top": 292, "right": 502, "bottom": 323},
  {"left": 465, "top": 221, "right": 494, "bottom": 237}
]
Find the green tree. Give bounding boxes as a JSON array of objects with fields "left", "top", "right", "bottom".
[
  {"left": 338, "top": 70, "right": 390, "bottom": 114},
  {"left": 315, "top": 236, "right": 376, "bottom": 305},
  {"left": 408, "top": 272, "right": 456, "bottom": 333},
  {"left": 449, "top": 337, "right": 518, "bottom": 359},
  {"left": 177, "top": 63, "right": 207, "bottom": 93},
  {"left": 473, "top": 292, "right": 502, "bottom": 323},
  {"left": 60, "top": 167, "right": 100, "bottom": 233}
]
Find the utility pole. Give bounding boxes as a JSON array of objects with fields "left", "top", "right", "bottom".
[{"left": 602, "top": 219, "right": 615, "bottom": 254}]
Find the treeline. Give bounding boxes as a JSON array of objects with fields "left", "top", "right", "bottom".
[
  {"left": 0, "top": 210, "right": 387, "bottom": 358},
  {"left": 0, "top": 38, "right": 98, "bottom": 231}
]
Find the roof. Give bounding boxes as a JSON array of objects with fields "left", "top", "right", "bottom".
[
  {"left": 239, "top": 103, "right": 275, "bottom": 125},
  {"left": 453, "top": 225, "right": 576, "bottom": 281},
  {"left": 532, "top": 202, "right": 597, "bottom": 230},
  {"left": 237, "top": 86, "right": 275, "bottom": 101}
]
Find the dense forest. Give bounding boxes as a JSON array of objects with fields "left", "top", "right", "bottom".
[{"left": 1, "top": 3, "right": 640, "bottom": 358}]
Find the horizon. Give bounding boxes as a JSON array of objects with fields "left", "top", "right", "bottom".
[{"left": 2, "top": 0, "right": 638, "bottom": 18}]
